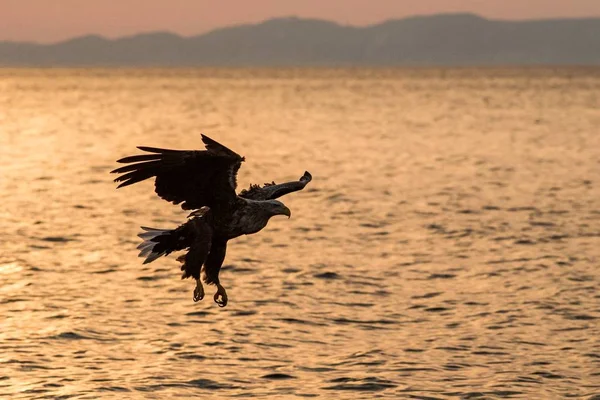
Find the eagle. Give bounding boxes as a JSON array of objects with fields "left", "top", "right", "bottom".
[{"left": 111, "top": 135, "right": 312, "bottom": 307}]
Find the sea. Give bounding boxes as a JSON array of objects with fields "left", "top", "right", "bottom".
[{"left": 1, "top": 68, "right": 599, "bottom": 399}]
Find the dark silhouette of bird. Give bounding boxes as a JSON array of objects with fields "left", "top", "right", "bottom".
[{"left": 111, "top": 135, "right": 312, "bottom": 307}]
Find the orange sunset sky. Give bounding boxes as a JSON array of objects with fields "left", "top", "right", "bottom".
[{"left": 2, "top": 0, "right": 600, "bottom": 43}]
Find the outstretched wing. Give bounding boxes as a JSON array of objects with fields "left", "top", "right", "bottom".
[
  {"left": 239, "top": 171, "right": 312, "bottom": 201},
  {"left": 111, "top": 135, "right": 244, "bottom": 210}
]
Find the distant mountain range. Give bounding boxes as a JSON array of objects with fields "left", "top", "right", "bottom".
[{"left": 2, "top": 13, "right": 600, "bottom": 66}]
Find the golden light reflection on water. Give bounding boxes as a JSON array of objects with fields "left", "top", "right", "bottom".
[{"left": 1, "top": 68, "right": 599, "bottom": 399}]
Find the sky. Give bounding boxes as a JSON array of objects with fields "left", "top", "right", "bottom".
[{"left": 2, "top": 0, "right": 600, "bottom": 43}]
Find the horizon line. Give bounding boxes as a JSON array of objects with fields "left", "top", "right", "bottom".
[{"left": 4, "top": 12, "right": 600, "bottom": 46}]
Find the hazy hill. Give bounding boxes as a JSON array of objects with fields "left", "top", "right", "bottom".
[{"left": 1, "top": 13, "right": 600, "bottom": 66}]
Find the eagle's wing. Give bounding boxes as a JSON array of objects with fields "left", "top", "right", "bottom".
[
  {"left": 111, "top": 135, "right": 244, "bottom": 210},
  {"left": 238, "top": 171, "right": 312, "bottom": 201}
]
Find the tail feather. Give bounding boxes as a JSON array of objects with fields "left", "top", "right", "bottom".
[
  {"left": 143, "top": 250, "right": 167, "bottom": 265},
  {"left": 138, "top": 243, "right": 156, "bottom": 258},
  {"left": 138, "top": 231, "right": 165, "bottom": 240},
  {"left": 140, "top": 226, "right": 164, "bottom": 231},
  {"left": 135, "top": 224, "right": 193, "bottom": 265},
  {"left": 136, "top": 228, "right": 170, "bottom": 264},
  {"left": 136, "top": 241, "right": 153, "bottom": 250}
]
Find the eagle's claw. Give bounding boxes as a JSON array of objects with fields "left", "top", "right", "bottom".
[
  {"left": 193, "top": 279, "right": 205, "bottom": 302},
  {"left": 214, "top": 284, "right": 228, "bottom": 307},
  {"left": 193, "top": 291, "right": 204, "bottom": 302}
]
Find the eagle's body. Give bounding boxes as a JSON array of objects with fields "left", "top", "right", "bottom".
[
  {"left": 112, "top": 135, "right": 311, "bottom": 306},
  {"left": 214, "top": 198, "right": 282, "bottom": 238}
]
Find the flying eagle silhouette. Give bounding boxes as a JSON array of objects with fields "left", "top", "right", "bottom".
[{"left": 111, "top": 135, "right": 312, "bottom": 307}]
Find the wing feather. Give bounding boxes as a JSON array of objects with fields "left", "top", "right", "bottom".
[
  {"left": 116, "top": 154, "right": 162, "bottom": 164},
  {"left": 111, "top": 135, "right": 244, "bottom": 210},
  {"left": 111, "top": 160, "right": 164, "bottom": 175},
  {"left": 136, "top": 146, "right": 182, "bottom": 154},
  {"left": 239, "top": 171, "right": 312, "bottom": 200}
]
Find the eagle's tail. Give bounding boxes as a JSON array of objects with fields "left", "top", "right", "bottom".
[{"left": 137, "top": 227, "right": 183, "bottom": 264}]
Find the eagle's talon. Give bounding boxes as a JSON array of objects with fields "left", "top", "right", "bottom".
[
  {"left": 214, "top": 284, "right": 228, "bottom": 307},
  {"left": 193, "top": 279, "right": 205, "bottom": 302},
  {"left": 215, "top": 298, "right": 226, "bottom": 307},
  {"left": 193, "top": 291, "right": 204, "bottom": 302}
]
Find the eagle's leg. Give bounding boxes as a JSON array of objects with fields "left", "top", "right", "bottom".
[
  {"left": 205, "top": 238, "right": 228, "bottom": 307},
  {"left": 193, "top": 278, "right": 205, "bottom": 302},
  {"left": 178, "top": 253, "right": 205, "bottom": 303},
  {"left": 213, "top": 284, "right": 228, "bottom": 307}
]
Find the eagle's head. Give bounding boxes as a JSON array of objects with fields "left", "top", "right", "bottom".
[{"left": 264, "top": 200, "right": 291, "bottom": 219}]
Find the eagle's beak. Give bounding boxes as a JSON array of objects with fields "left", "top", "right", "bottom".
[{"left": 282, "top": 206, "right": 291, "bottom": 219}]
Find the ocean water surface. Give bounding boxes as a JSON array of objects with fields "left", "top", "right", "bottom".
[{"left": 1, "top": 68, "right": 599, "bottom": 399}]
